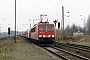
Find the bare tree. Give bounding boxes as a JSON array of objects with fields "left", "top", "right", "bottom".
[
  {"left": 65, "top": 25, "right": 72, "bottom": 36},
  {"left": 65, "top": 24, "right": 83, "bottom": 36}
]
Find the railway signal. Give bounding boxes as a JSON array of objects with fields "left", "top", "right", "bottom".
[
  {"left": 8, "top": 27, "right": 10, "bottom": 37},
  {"left": 58, "top": 22, "right": 60, "bottom": 29},
  {"left": 8, "top": 27, "right": 10, "bottom": 35},
  {"left": 53, "top": 20, "right": 58, "bottom": 27}
]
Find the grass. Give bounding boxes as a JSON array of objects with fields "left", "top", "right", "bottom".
[
  {"left": 0, "top": 37, "right": 15, "bottom": 60},
  {"left": 70, "top": 35, "right": 90, "bottom": 46},
  {"left": 70, "top": 38, "right": 90, "bottom": 46},
  {"left": 0, "top": 37, "right": 55, "bottom": 60},
  {"left": 0, "top": 36, "right": 25, "bottom": 60},
  {"left": 57, "top": 35, "right": 90, "bottom": 46}
]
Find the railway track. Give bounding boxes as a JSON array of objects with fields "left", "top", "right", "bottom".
[
  {"left": 43, "top": 46, "right": 89, "bottom": 60},
  {"left": 0, "top": 37, "right": 9, "bottom": 42},
  {"left": 55, "top": 42, "right": 90, "bottom": 59},
  {"left": 39, "top": 42, "right": 90, "bottom": 60},
  {"left": 56, "top": 42, "right": 90, "bottom": 52}
]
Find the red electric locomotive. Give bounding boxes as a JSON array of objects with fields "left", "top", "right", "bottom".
[
  {"left": 30, "top": 21, "right": 55, "bottom": 44},
  {"left": 21, "top": 14, "right": 56, "bottom": 44}
]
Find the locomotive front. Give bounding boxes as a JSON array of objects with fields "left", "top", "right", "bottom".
[{"left": 38, "top": 23, "right": 55, "bottom": 44}]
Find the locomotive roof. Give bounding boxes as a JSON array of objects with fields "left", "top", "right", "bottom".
[
  {"left": 33, "top": 21, "right": 54, "bottom": 28},
  {"left": 38, "top": 23, "right": 54, "bottom": 25},
  {"left": 33, "top": 23, "right": 54, "bottom": 27}
]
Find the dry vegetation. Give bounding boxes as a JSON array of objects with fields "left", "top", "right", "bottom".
[
  {"left": 56, "top": 35, "right": 90, "bottom": 46},
  {"left": 0, "top": 37, "right": 55, "bottom": 60},
  {"left": 0, "top": 37, "right": 15, "bottom": 59},
  {"left": 70, "top": 35, "right": 90, "bottom": 46},
  {"left": 56, "top": 30, "right": 90, "bottom": 46}
]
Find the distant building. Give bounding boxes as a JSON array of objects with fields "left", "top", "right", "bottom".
[{"left": 73, "top": 32, "right": 84, "bottom": 36}]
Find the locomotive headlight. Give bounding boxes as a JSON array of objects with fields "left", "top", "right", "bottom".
[
  {"left": 52, "top": 35, "right": 54, "bottom": 37},
  {"left": 43, "top": 35, "right": 46, "bottom": 37},
  {"left": 39, "top": 35, "right": 42, "bottom": 37},
  {"left": 48, "top": 35, "right": 51, "bottom": 37}
]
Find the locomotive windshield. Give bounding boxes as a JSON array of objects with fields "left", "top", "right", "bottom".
[
  {"left": 40, "top": 26, "right": 46, "bottom": 30},
  {"left": 40, "top": 25, "right": 54, "bottom": 30},
  {"left": 47, "top": 26, "right": 54, "bottom": 30}
]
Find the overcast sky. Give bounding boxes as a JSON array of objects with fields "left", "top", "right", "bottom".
[{"left": 0, "top": 0, "right": 90, "bottom": 32}]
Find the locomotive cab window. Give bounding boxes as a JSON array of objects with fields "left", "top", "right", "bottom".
[
  {"left": 47, "top": 26, "right": 54, "bottom": 30},
  {"left": 31, "top": 27, "right": 36, "bottom": 32},
  {"left": 40, "top": 25, "right": 54, "bottom": 30},
  {"left": 40, "top": 26, "right": 46, "bottom": 30}
]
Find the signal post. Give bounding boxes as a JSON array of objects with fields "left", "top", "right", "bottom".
[{"left": 53, "top": 20, "right": 58, "bottom": 27}]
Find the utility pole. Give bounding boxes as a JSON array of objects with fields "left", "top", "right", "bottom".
[
  {"left": 0, "top": 27, "right": 1, "bottom": 37},
  {"left": 83, "top": 17, "right": 86, "bottom": 35},
  {"left": 29, "top": 19, "right": 31, "bottom": 38},
  {"left": 33, "top": 19, "right": 35, "bottom": 25},
  {"left": 15, "top": 0, "right": 16, "bottom": 43},
  {"left": 83, "top": 16, "right": 86, "bottom": 35},
  {"left": 81, "top": 15, "right": 86, "bottom": 35},
  {"left": 29, "top": 19, "right": 31, "bottom": 29},
  {"left": 61, "top": 6, "right": 64, "bottom": 30}
]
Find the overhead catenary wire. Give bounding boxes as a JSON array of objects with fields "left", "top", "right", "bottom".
[
  {"left": 44, "top": 0, "right": 86, "bottom": 18},
  {"left": 66, "top": 0, "right": 90, "bottom": 16},
  {"left": 44, "top": 0, "right": 84, "bottom": 15},
  {"left": 45, "top": 0, "right": 63, "bottom": 14},
  {"left": 70, "top": 6, "right": 90, "bottom": 15}
]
